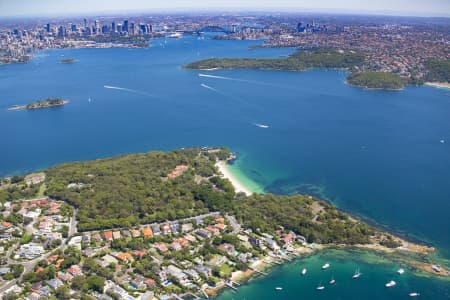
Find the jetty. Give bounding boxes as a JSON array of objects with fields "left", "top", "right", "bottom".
[
  {"left": 250, "top": 266, "right": 268, "bottom": 275},
  {"left": 225, "top": 282, "right": 238, "bottom": 291}
]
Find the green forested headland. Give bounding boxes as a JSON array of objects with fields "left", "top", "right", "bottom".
[
  {"left": 0, "top": 148, "right": 398, "bottom": 245},
  {"left": 424, "top": 60, "right": 450, "bottom": 83},
  {"left": 185, "top": 49, "right": 365, "bottom": 71},
  {"left": 346, "top": 71, "right": 406, "bottom": 90}
]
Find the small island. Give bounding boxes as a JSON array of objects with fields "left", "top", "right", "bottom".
[
  {"left": 8, "top": 98, "right": 68, "bottom": 110},
  {"left": 60, "top": 58, "right": 76, "bottom": 64}
]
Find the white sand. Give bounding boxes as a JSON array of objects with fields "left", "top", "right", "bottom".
[
  {"left": 425, "top": 82, "right": 450, "bottom": 90},
  {"left": 216, "top": 161, "right": 252, "bottom": 196}
]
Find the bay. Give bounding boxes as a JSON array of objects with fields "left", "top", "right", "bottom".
[{"left": 1, "top": 36, "right": 449, "bottom": 298}]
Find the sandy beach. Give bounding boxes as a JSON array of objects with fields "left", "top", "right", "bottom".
[
  {"left": 425, "top": 82, "right": 450, "bottom": 90},
  {"left": 216, "top": 161, "right": 253, "bottom": 196}
]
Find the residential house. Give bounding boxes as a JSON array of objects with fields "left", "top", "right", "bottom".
[
  {"left": 103, "top": 231, "right": 113, "bottom": 241},
  {"left": 68, "top": 265, "right": 83, "bottom": 276},
  {"left": 154, "top": 242, "right": 168, "bottom": 253},
  {"left": 142, "top": 227, "right": 153, "bottom": 238},
  {"left": 195, "top": 229, "right": 211, "bottom": 239},
  {"left": 112, "top": 231, "right": 121, "bottom": 240},
  {"left": 170, "top": 241, "right": 182, "bottom": 251},
  {"left": 151, "top": 224, "right": 161, "bottom": 236},
  {"left": 218, "top": 243, "right": 235, "bottom": 256},
  {"left": 181, "top": 223, "right": 193, "bottom": 233},
  {"left": 131, "top": 229, "right": 141, "bottom": 238},
  {"left": 46, "top": 278, "right": 63, "bottom": 290},
  {"left": 194, "top": 265, "right": 212, "bottom": 277},
  {"left": 161, "top": 224, "right": 171, "bottom": 235},
  {"left": 264, "top": 238, "right": 280, "bottom": 251}
]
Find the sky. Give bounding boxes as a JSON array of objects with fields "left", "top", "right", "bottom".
[{"left": 0, "top": 0, "right": 449, "bottom": 17}]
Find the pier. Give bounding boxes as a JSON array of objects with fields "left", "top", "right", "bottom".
[{"left": 250, "top": 266, "right": 269, "bottom": 275}]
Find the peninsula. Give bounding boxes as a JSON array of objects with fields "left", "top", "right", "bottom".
[
  {"left": 186, "top": 49, "right": 449, "bottom": 90},
  {"left": 8, "top": 98, "right": 68, "bottom": 110},
  {"left": 0, "top": 147, "right": 447, "bottom": 299}
]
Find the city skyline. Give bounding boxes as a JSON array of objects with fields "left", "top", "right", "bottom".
[{"left": 1, "top": 0, "right": 450, "bottom": 18}]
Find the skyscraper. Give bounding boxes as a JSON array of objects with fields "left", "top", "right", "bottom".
[
  {"left": 112, "top": 21, "right": 116, "bottom": 32},
  {"left": 123, "top": 20, "right": 129, "bottom": 32},
  {"left": 46, "top": 23, "right": 51, "bottom": 33},
  {"left": 84, "top": 18, "right": 87, "bottom": 29}
]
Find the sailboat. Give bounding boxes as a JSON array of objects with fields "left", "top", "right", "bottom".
[
  {"left": 352, "top": 268, "right": 362, "bottom": 279},
  {"left": 88, "top": 97, "right": 91, "bottom": 103}
]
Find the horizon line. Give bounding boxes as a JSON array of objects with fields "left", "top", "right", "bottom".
[{"left": 1, "top": 7, "right": 450, "bottom": 19}]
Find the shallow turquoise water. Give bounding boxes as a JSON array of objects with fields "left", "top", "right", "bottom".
[
  {"left": 217, "top": 249, "right": 450, "bottom": 300},
  {"left": 1, "top": 36, "right": 449, "bottom": 298}
]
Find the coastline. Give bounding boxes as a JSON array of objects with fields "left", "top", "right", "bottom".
[
  {"left": 216, "top": 160, "right": 255, "bottom": 196},
  {"left": 425, "top": 82, "right": 450, "bottom": 90}
]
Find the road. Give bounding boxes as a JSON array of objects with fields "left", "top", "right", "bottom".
[{"left": 225, "top": 214, "right": 241, "bottom": 234}]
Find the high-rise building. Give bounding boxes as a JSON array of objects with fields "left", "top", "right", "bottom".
[
  {"left": 46, "top": 23, "right": 51, "bottom": 33},
  {"left": 71, "top": 24, "right": 77, "bottom": 32},
  {"left": 123, "top": 20, "right": 129, "bottom": 32},
  {"left": 112, "top": 21, "right": 116, "bottom": 32},
  {"left": 94, "top": 20, "right": 100, "bottom": 35},
  {"left": 139, "top": 23, "right": 146, "bottom": 34},
  {"left": 297, "top": 22, "right": 305, "bottom": 33},
  {"left": 102, "top": 25, "right": 109, "bottom": 34},
  {"left": 57, "top": 26, "right": 66, "bottom": 38},
  {"left": 84, "top": 18, "right": 87, "bottom": 29}
]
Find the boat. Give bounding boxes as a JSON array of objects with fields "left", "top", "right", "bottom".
[
  {"left": 397, "top": 268, "right": 405, "bottom": 275},
  {"left": 431, "top": 265, "right": 441, "bottom": 272},
  {"left": 275, "top": 287, "right": 283, "bottom": 291},
  {"left": 301, "top": 268, "right": 307, "bottom": 275},
  {"left": 168, "top": 32, "right": 183, "bottom": 38},
  {"left": 316, "top": 284, "right": 325, "bottom": 290},
  {"left": 385, "top": 280, "right": 396, "bottom": 288},
  {"left": 409, "top": 292, "right": 420, "bottom": 297},
  {"left": 322, "top": 263, "right": 330, "bottom": 270},
  {"left": 352, "top": 268, "right": 362, "bottom": 279},
  {"left": 329, "top": 277, "right": 336, "bottom": 284},
  {"left": 254, "top": 123, "right": 269, "bottom": 129}
]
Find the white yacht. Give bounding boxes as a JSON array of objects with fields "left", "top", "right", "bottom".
[
  {"left": 322, "top": 263, "right": 330, "bottom": 270},
  {"left": 316, "top": 284, "right": 325, "bottom": 290},
  {"left": 275, "top": 287, "right": 283, "bottom": 291},
  {"left": 385, "top": 280, "right": 396, "bottom": 288},
  {"left": 397, "top": 268, "right": 405, "bottom": 275},
  {"left": 301, "top": 268, "right": 307, "bottom": 275},
  {"left": 409, "top": 292, "right": 420, "bottom": 297},
  {"left": 329, "top": 277, "right": 336, "bottom": 284}
]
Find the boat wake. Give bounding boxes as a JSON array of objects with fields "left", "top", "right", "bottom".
[
  {"left": 103, "top": 85, "right": 153, "bottom": 97},
  {"left": 200, "top": 83, "right": 218, "bottom": 92},
  {"left": 199, "top": 73, "right": 298, "bottom": 90},
  {"left": 199, "top": 73, "right": 234, "bottom": 80},
  {"left": 254, "top": 123, "right": 269, "bottom": 129}
]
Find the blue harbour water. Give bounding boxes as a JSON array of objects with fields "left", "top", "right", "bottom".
[{"left": 1, "top": 36, "right": 450, "bottom": 298}]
